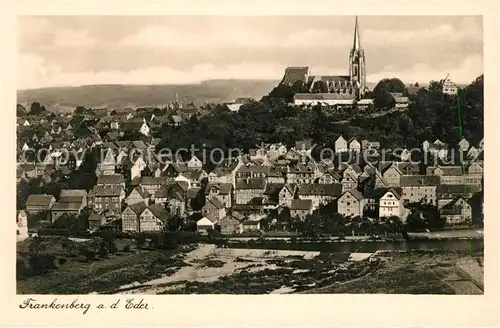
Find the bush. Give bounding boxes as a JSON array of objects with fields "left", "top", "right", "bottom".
[{"left": 58, "top": 258, "right": 68, "bottom": 265}]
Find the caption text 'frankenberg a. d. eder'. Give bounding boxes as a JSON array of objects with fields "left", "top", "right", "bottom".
[{"left": 19, "top": 297, "right": 151, "bottom": 314}]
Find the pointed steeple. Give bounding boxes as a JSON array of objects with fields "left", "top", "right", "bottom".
[{"left": 352, "top": 16, "right": 361, "bottom": 51}]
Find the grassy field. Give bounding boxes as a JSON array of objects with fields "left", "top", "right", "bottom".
[
  {"left": 305, "top": 250, "right": 484, "bottom": 294},
  {"left": 16, "top": 236, "right": 194, "bottom": 294}
]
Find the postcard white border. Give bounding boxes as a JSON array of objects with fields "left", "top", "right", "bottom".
[{"left": 1, "top": 0, "right": 498, "bottom": 327}]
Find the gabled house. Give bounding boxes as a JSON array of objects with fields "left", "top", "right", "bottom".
[
  {"left": 91, "top": 185, "right": 125, "bottom": 214},
  {"left": 140, "top": 176, "right": 167, "bottom": 198},
  {"left": 125, "top": 186, "right": 150, "bottom": 206},
  {"left": 242, "top": 217, "right": 262, "bottom": 232},
  {"left": 379, "top": 189, "right": 404, "bottom": 218},
  {"left": 122, "top": 203, "right": 147, "bottom": 232},
  {"left": 51, "top": 201, "right": 84, "bottom": 222},
  {"left": 202, "top": 198, "right": 226, "bottom": 222},
  {"left": 99, "top": 147, "right": 117, "bottom": 175},
  {"left": 220, "top": 211, "right": 245, "bottom": 235},
  {"left": 139, "top": 204, "right": 171, "bottom": 232},
  {"left": 263, "top": 183, "right": 295, "bottom": 207},
  {"left": 334, "top": 135, "right": 348, "bottom": 153},
  {"left": 290, "top": 199, "right": 313, "bottom": 220},
  {"left": 25, "top": 194, "right": 56, "bottom": 214},
  {"left": 380, "top": 163, "right": 403, "bottom": 187},
  {"left": 297, "top": 183, "right": 343, "bottom": 209},
  {"left": 59, "top": 189, "right": 88, "bottom": 207},
  {"left": 338, "top": 189, "right": 364, "bottom": 217},
  {"left": 348, "top": 138, "right": 361, "bottom": 153},
  {"left": 97, "top": 174, "right": 126, "bottom": 189},
  {"left": 205, "top": 183, "right": 233, "bottom": 208},
  {"left": 458, "top": 138, "right": 470, "bottom": 152},
  {"left": 197, "top": 216, "right": 218, "bottom": 233},
  {"left": 234, "top": 178, "right": 267, "bottom": 205},
  {"left": 187, "top": 155, "right": 203, "bottom": 169},
  {"left": 399, "top": 175, "right": 440, "bottom": 205},
  {"left": 439, "top": 196, "right": 472, "bottom": 225}
]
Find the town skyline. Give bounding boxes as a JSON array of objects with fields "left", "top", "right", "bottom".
[{"left": 18, "top": 15, "right": 483, "bottom": 90}]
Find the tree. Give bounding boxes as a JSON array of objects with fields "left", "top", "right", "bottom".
[
  {"left": 135, "top": 232, "right": 147, "bottom": 249},
  {"left": 29, "top": 102, "right": 46, "bottom": 115},
  {"left": 372, "top": 78, "right": 406, "bottom": 109},
  {"left": 17, "top": 104, "right": 27, "bottom": 117}
]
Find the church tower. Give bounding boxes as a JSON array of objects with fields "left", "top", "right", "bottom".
[{"left": 349, "top": 16, "right": 366, "bottom": 97}]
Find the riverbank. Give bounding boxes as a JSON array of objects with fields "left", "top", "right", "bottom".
[{"left": 227, "top": 229, "right": 484, "bottom": 243}]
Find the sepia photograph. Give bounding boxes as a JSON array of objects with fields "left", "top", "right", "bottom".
[{"left": 15, "top": 14, "right": 485, "bottom": 296}]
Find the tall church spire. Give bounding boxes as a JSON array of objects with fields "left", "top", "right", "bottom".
[
  {"left": 349, "top": 16, "right": 366, "bottom": 99},
  {"left": 353, "top": 15, "right": 361, "bottom": 51}
]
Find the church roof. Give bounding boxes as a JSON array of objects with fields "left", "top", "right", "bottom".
[
  {"left": 282, "top": 66, "right": 310, "bottom": 84},
  {"left": 294, "top": 93, "right": 356, "bottom": 101}
]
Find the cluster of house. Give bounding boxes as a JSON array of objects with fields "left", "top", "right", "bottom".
[{"left": 18, "top": 122, "right": 484, "bottom": 235}]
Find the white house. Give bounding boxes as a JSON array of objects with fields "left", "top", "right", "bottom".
[
  {"left": 140, "top": 122, "right": 150, "bottom": 136},
  {"left": 348, "top": 138, "right": 361, "bottom": 153},
  {"left": 197, "top": 216, "right": 217, "bottom": 234},
  {"left": 187, "top": 155, "right": 203, "bottom": 169},
  {"left": 379, "top": 190, "right": 404, "bottom": 218},
  {"left": 422, "top": 140, "right": 430, "bottom": 152},
  {"left": 131, "top": 156, "right": 147, "bottom": 180},
  {"left": 335, "top": 135, "right": 348, "bottom": 153},
  {"left": 400, "top": 148, "right": 411, "bottom": 161},
  {"left": 17, "top": 210, "right": 29, "bottom": 242},
  {"left": 442, "top": 77, "right": 458, "bottom": 95},
  {"left": 458, "top": 138, "right": 470, "bottom": 151},
  {"left": 467, "top": 146, "right": 480, "bottom": 160}
]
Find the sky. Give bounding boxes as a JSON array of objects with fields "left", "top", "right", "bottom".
[{"left": 18, "top": 15, "right": 483, "bottom": 90}]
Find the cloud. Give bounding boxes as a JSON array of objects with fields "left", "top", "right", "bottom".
[
  {"left": 18, "top": 55, "right": 288, "bottom": 89},
  {"left": 19, "top": 50, "right": 482, "bottom": 90},
  {"left": 118, "top": 21, "right": 481, "bottom": 49},
  {"left": 52, "top": 29, "right": 100, "bottom": 47},
  {"left": 367, "top": 54, "right": 483, "bottom": 84}
]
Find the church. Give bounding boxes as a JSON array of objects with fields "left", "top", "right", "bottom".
[{"left": 280, "top": 17, "right": 373, "bottom": 108}]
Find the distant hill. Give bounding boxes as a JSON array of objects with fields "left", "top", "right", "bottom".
[{"left": 17, "top": 79, "right": 279, "bottom": 112}]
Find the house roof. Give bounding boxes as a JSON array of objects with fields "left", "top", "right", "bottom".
[
  {"left": 290, "top": 199, "right": 313, "bottom": 210},
  {"left": 206, "top": 197, "right": 225, "bottom": 210},
  {"left": 400, "top": 175, "right": 440, "bottom": 187},
  {"left": 146, "top": 203, "right": 171, "bottom": 222},
  {"left": 25, "top": 194, "right": 55, "bottom": 206},
  {"left": 140, "top": 176, "right": 166, "bottom": 185},
  {"left": 131, "top": 140, "right": 147, "bottom": 149},
  {"left": 205, "top": 183, "right": 232, "bottom": 195},
  {"left": 60, "top": 189, "right": 87, "bottom": 198},
  {"left": 93, "top": 185, "right": 123, "bottom": 197},
  {"left": 389, "top": 92, "right": 409, "bottom": 103},
  {"left": 126, "top": 202, "right": 147, "bottom": 215},
  {"left": 343, "top": 189, "right": 364, "bottom": 201},
  {"left": 127, "top": 186, "right": 150, "bottom": 199},
  {"left": 437, "top": 184, "right": 481, "bottom": 197},
  {"left": 186, "top": 188, "right": 201, "bottom": 199},
  {"left": 51, "top": 202, "right": 83, "bottom": 211},
  {"left": 97, "top": 174, "right": 125, "bottom": 185},
  {"left": 235, "top": 178, "right": 267, "bottom": 190},
  {"left": 441, "top": 196, "right": 469, "bottom": 210},
  {"left": 432, "top": 166, "right": 464, "bottom": 176},
  {"left": 298, "top": 183, "right": 342, "bottom": 197}
]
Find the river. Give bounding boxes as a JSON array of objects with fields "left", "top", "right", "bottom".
[{"left": 225, "top": 238, "right": 484, "bottom": 253}]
